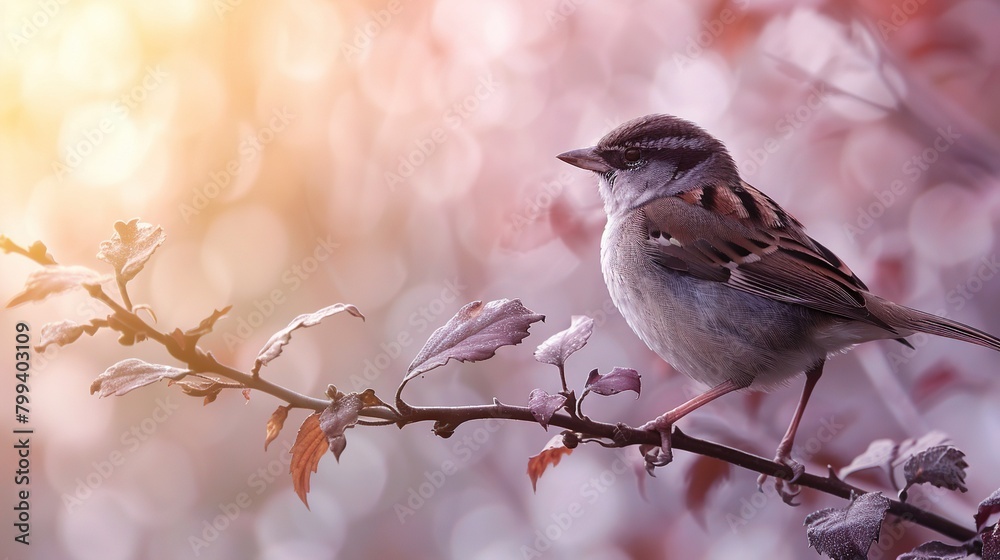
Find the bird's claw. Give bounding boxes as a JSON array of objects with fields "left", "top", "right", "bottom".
[
  {"left": 756, "top": 452, "right": 805, "bottom": 506},
  {"left": 638, "top": 420, "right": 674, "bottom": 475}
]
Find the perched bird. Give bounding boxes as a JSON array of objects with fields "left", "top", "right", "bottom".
[{"left": 557, "top": 114, "right": 1000, "bottom": 489}]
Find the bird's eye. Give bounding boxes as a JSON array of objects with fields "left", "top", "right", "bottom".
[{"left": 623, "top": 147, "right": 642, "bottom": 165}]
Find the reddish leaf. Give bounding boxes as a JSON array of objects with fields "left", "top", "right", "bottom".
[
  {"left": 36, "top": 318, "right": 109, "bottom": 351},
  {"left": 527, "top": 389, "right": 566, "bottom": 430},
  {"left": 534, "top": 315, "right": 593, "bottom": 368},
  {"left": 527, "top": 434, "right": 573, "bottom": 492},
  {"left": 584, "top": 367, "right": 641, "bottom": 397},
  {"left": 900, "top": 446, "right": 968, "bottom": 500},
  {"left": 90, "top": 358, "right": 190, "bottom": 397},
  {"left": 839, "top": 439, "right": 898, "bottom": 480},
  {"left": 405, "top": 299, "right": 544, "bottom": 381},
  {"left": 685, "top": 455, "right": 731, "bottom": 528},
  {"left": 265, "top": 405, "right": 290, "bottom": 451},
  {"left": 804, "top": 492, "right": 890, "bottom": 560},
  {"left": 319, "top": 393, "right": 364, "bottom": 461},
  {"left": 984, "top": 524, "right": 1000, "bottom": 560},
  {"left": 252, "top": 303, "right": 364, "bottom": 375},
  {"left": 976, "top": 488, "right": 1000, "bottom": 530},
  {"left": 6, "top": 265, "right": 108, "bottom": 308},
  {"left": 898, "top": 540, "right": 974, "bottom": 560},
  {"left": 289, "top": 412, "right": 327, "bottom": 509},
  {"left": 96, "top": 219, "right": 165, "bottom": 282}
]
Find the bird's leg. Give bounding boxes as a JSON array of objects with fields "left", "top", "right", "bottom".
[
  {"left": 639, "top": 378, "right": 744, "bottom": 471},
  {"left": 757, "top": 360, "right": 825, "bottom": 502}
]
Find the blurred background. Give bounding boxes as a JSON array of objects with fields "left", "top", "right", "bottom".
[{"left": 3, "top": 0, "right": 1000, "bottom": 558}]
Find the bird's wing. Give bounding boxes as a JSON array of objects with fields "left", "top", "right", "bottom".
[{"left": 641, "top": 180, "right": 898, "bottom": 332}]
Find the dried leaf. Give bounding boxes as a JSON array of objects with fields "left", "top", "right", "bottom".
[
  {"left": 6, "top": 265, "right": 108, "bottom": 308},
  {"left": 685, "top": 455, "right": 731, "bottom": 528},
  {"left": 405, "top": 299, "right": 544, "bottom": 381},
  {"left": 527, "top": 389, "right": 566, "bottom": 430},
  {"left": 900, "top": 446, "right": 968, "bottom": 500},
  {"left": 36, "top": 318, "right": 109, "bottom": 351},
  {"left": 90, "top": 358, "right": 190, "bottom": 397},
  {"left": 804, "top": 492, "right": 889, "bottom": 560},
  {"left": 533, "top": 315, "right": 593, "bottom": 368},
  {"left": 897, "top": 540, "right": 973, "bottom": 560},
  {"left": 289, "top": 412, "right": 327, "bottom": 509},
  {"left": 976, "top": 488, "right": 1000, "bottom": 530},
  {"left": 171, "top": 306, "right": 232, "bottom": 351},
  {"left": 265, "top": 405, "right": 290, "bottom": 451},
  {"left": 527, "top": 434, "right": 573, "bottom": 492},
  {"left": 584, "top": 367, "right": 641, "bottom": 397},
  {"left": 252, "top": 303, "right": 364, "bottom": 375},
  {"left": 839, "top": 439, "right": 898, "bottom": 480},
  {"left": 319, "top": 393, "right": 364, "bottom": 461},
  {"left": 96, "top": 219, "right": 165, "bottom": 282}
]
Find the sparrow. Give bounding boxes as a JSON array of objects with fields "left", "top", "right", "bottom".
[{"left": 557, "top": 114, "right": 1000, "bottom": 490}]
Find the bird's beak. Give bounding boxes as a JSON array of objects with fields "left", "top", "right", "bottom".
[{"left": 557, "top": 147, "right": 611, "bottom": 174}]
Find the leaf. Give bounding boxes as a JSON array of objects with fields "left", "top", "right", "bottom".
[
  {"left": 405, "top": 299, "right": 544, "bottom": 381},
  {"left": 527, "top": 389, "right": 566, "bottom": 430},
  {"left": 584, "top": 367, "right": 641, "bottom": 397},
  {"left": 96, "top": 219, "right": 165, "bottom": 282},
  {"left": 265, "top": 405, "right": 290, "bottom": 451},
  {"left": 897, "top": 541, "right": 973, "bottom": 560},
  {"left": 527, "top": 434, "right": 573, "bottom": 492},
  {"left": 839, "top": 439, "right": 898, "bottom": 480},
  {"left": 900, "top": 446, "right": 968, "bottom": 500},
  {"left": 0, "top": 236, "right": 57, "bottom": 265},
  {"left": 984, "top": 523, "right": 1000, "bottom": 560},
  {"left": 533, "top": 315, "right": 593, "bottom": 368},
  {"left": 685, "top": 455, "right": 731, "bottom": 528},
  {"left": 804, "top": 492, "right": 890, "bottom": 560},
  {"left": 319, "top": 392, "right": 365, "bottom": 462},
  {"left": 252, "top": 304, "right": 364, "bottom": 375},
  {"left": 6, "top": 265, "right": 108, "bottom": 307},
  {"left": 289, "top": 412, "right": 327, "bottom": 510},
  {"left": 36, "top": 318, "right": 109, "bottom": 351},
  {"left": 90, "top": 358, "right": 190, "bottom": 397},
  {"left": 976, "top": 488, "right": 1000, "bottom": 530},
  {"left": 896, "top": 431, "right": 951, "bottom": 466}
]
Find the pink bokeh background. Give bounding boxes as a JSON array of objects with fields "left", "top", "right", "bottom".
[{"left": 3, "top": 0, "right": 1000, "bottom": 558}]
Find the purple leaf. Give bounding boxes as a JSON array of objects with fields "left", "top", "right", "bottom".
[
  {"left": 897, "top": 541, "right": 973, "bottom": 560},
  {"left": 527, "top": 389, "right": 567, "bottom": 430},
  {"left": 976, "top": 488, "right": 1000, "bottom": 530},
  {"left": 37, "top": 318, "right": 109, "bottom": 351},
  {"left": 319, "top": 392, "right": 364, "bottom": 462},
  {"left": 534, "top": 315, "right": 594, "bottom": 368},
  {"left": 96, "top": 219, "right": 165, "bottom": 282},
  {"left": 405, "top": 299, "right": 544, "bottom": 381},
  {"left": 804, "top": 492, "right": 889, "bottom": 560},
  {"left": 252, "top": 303, "right": 364, "bottom": 375},
  {"left": 6, "top": 265, "right": 109, "bottom": 308},
  {"left": 838, "top": 439, "right": 898, "bottom": 480},
  {"left": 584, "top": 367, "right": 641, "bottom": 397},
  {"left": 90, "top": 358, "right": 190, "bottom": 397},
  {"left": 900, "top": 446, "right": 968, "bottom": 500},
  {"left": 896, "top": 431, "right": 951, "bottom": 467}
]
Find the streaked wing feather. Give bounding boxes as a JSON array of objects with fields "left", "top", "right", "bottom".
[{"left": 642, "top": 183, "right": 896, "bottom": 332}]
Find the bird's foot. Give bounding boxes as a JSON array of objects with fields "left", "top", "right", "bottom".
[
  {"left": 756, "top": 451, "right": 805, "bottom": 505},
  {"left": 638, "top": 417, "right": 674, "bottom": 475}
]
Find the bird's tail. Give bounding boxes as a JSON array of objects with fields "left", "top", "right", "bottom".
[{"left": 892, "top": 304, "right": 1000, "bottom": 353}]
